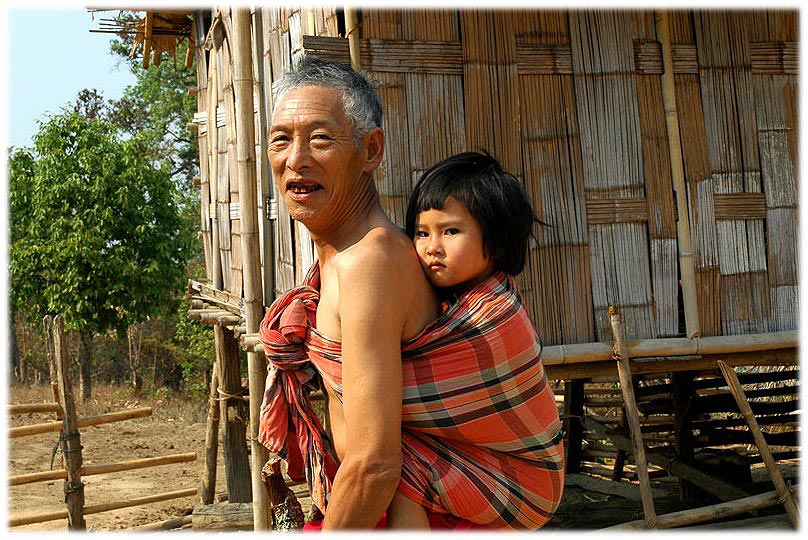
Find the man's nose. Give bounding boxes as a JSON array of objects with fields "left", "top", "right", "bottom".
[{"left": 286, "top": 137, "right": 310, "bottom": 171}]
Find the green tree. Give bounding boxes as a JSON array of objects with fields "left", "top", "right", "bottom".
[{"left": 9, "top": 111, "right": 194, "bottom": 400}]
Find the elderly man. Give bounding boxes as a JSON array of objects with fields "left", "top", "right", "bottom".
[
  {"left": 262, "top": 56, "right": 439, "bottom": 529},
  {"left": 258, "top": 56, "right": 564, "bottom": 531}
]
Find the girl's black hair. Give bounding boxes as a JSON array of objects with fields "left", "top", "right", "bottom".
[{"left": 405, "top": 151, "right": 543, "bottom": 277}]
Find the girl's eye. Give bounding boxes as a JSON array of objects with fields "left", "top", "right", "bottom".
[
  {"left": 415, "top": 231, "right": 429, "bottom": 238},
  {"left": 445, "top": 228, "right": 460, "bottom": 236}
]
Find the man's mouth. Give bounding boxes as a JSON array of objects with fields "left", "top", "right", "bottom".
[{"left": 286, "top": 181, "right": 322, "bottom": 195}]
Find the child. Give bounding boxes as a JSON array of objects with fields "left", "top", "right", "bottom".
[{"left": 387, "top": 151, "right": 542, "bottom": 529}]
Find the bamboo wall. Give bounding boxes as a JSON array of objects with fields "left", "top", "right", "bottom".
[{"left": 191, "top": 8, "right": 798, "bottom": 352}]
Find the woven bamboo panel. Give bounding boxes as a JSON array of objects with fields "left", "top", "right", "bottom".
[
  {"left": 194, "top": 8, "right": 798, "bottom": 353},
  {"left": 262, "top": 6, "right": 296, "bottom": 294},
  {"left": 721, "top": 272, "right": 770, "bottom": 335},
  {"left": 519, "top": 72, "right": 593, "bottom": 345},
  {"left": 461, "top": 10, "right": 521, "bottom": 173},
  {"left": 589, "top": 223, "right": 656, "bottom": 341}
]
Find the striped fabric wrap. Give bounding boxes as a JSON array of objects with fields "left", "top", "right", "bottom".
[{"left": 259, "top": 264, "right": 565, "bottom": 529}]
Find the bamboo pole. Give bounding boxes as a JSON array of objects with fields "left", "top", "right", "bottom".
[
  {"left": 609, "top": 307, "right": 657, "bottom": 528},
  {"left": 50, "top": 315, "right": 86, "bottom": 530},
  {"left": 208, "top": 37, "right": 223, "bottom": 290},
  {"left": 345, "top": 8, "right": 361, "bottom": 71},
  {"left": 655, "top": 10, "right": 700, "bottom": 338},
  {"left": 10, "top": 453, "right": 197, "bottom": 486},
  {"left": 9, "top": 402, "right": 61, "bottom": 415},
  {"left": 607, "top": 488, "right": 798, "bottom": 530},
  {"left": 8, "top": 488, "right": 198, "bottom": 527},
  {"left": 231, "top": 8, "right": 270, "bottom": 530},
  {"left": 717, "top": 361, "right": 800, "bottom": 528},
  {"left": 9, "top": 407, "right": 153, "bottom": 439},
  {"left": 541, "top": 330, "right": 797, "bottom": 365},
  {"left": 199, "top": 361, "right": 221, "bottom": 505},
  {"left": 143, "top": 12, "right": 154, "bottom": 69}
]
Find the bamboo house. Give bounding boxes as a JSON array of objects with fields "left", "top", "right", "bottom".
[{"left": 115, "top": 7, "right": 801, "bottom": 529}]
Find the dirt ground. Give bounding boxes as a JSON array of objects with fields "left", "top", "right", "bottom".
[{"left": 7, "top": 383, "right": 222, "bottom": 531}]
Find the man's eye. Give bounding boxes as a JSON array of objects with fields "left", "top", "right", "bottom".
[
  {"left": 312, "top": 133, "right": 332, "bottom": 141},
  {"left": 269, "top": 134, "right": 289, "bottom": 145}
]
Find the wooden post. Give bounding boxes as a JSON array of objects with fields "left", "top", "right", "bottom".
[
  {"left": 717, "top": 361, "right": 799, "bottom": 528},
  {"left": 655, "top": 9, "right": 700, "bottom": 338},
  {"left": 609, "top": 307, "right": 657, "bottom": 528},
  {"left": 231, "top": 7, "right": 271, "bottom": 530},
  {"left": 672, "top": 372, "right": 696, "bottom": 501},
  {"left": 199, "top": 362, "right": 221, "bottom": 505},
  {"left": 612, "top": 409, "right": 628, "bottom": 480},
  {"left": 344, "top": 8, "right": 361, "bottom": 71},
  {"left": 562, "top": 380, "right": 584, "bottom": 474},
  {"left": 49, "top": 315, "right": 86, "bottom": 530},
  {"left": 216, "top": 325, "right": 252, "bottom": 503}
]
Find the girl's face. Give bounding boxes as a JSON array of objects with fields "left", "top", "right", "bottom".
[{"left": 414, "top": 196, "right": 495, "bottom": 291}]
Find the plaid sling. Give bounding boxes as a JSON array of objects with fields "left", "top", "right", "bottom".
[{"left": 259, "top": 264, "right": 565, "bottom": 529}]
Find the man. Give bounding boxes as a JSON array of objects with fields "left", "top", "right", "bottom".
[
  {"left": 260, "top": 56, "right": 564, "bottom": 531},
  {"left": 265, "top": 56, "right": 440, "bottom": 529}
]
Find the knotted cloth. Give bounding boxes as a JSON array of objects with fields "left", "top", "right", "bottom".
[{"left": 259, "top": 264, "right": 565, "bottom": 529}]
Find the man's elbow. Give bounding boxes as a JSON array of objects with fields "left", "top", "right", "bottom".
[{"left": 342, "top": 452, "right": 402, "bottom": 493}]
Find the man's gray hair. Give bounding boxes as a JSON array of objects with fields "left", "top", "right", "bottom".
[{"left": 272, "top": 56, "right": 383, "bottom": 143}]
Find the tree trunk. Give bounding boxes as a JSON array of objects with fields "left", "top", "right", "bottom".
[
  {"left": 78, "top": 330, "right": 94, "bottom": 402},
  {"left": 10, "top": 316, "right": 21, "bottom": 383}
]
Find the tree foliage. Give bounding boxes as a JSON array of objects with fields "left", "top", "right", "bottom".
[{"left": 9, "top": 111, "right": 194, "bottom": 335}]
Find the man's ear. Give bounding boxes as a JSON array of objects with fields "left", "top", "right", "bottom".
[{"left": 362, "top": 127, "right": 385, "bottom": 173}]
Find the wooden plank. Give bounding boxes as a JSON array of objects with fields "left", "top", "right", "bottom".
[{"left": 192, "top": 502, "right": 254, "bottom": 530}]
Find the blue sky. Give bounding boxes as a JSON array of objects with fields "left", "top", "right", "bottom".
[{"left": 6, "top": 8, "right": 137, "bottom": 150}]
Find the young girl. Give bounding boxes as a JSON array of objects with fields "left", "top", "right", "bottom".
[{"left": 387, "top": 151, "right": 544, "bottom": 529}]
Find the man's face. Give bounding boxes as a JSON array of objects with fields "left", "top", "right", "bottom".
[{"left": 267, "top": 85, "right": 369, "bottom": 232}]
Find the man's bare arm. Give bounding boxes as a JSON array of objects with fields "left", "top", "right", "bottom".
[{"left": 321, "top": 247, "right": 410, "bottom": 529}]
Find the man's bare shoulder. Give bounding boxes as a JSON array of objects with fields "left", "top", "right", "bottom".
[{"left": 335, "top": 226, "right": 425, "bottom": 281}]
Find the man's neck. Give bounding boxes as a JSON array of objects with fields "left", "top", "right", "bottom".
[{"left": 311, "top": 189, "right": 391, "bottom": 262}]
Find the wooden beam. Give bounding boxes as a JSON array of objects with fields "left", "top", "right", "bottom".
[
  {"left": 9, "top": 488, "right": 198, "bottom": 527},
  {"left": 606, "top": 488, "right": 797, "bottom": 530},
  {"left": 609, "top": 307, "right": 656, "bottom": 528},
  {"left": 8, "top": 402, "right": 61, "bottom": 415},
  {"left": 9, "top": 453, "right": 197, "bottom": 486},
  {"left": 718, "top": 361, "right": 800, "bottom": 528},
  {"left": 9, "top": 407, "right": 153, "bottom": 439}
]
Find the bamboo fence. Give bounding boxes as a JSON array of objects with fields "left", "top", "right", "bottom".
[{"left": 8, "top": 315, "right": 198, "bottom": 529}]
